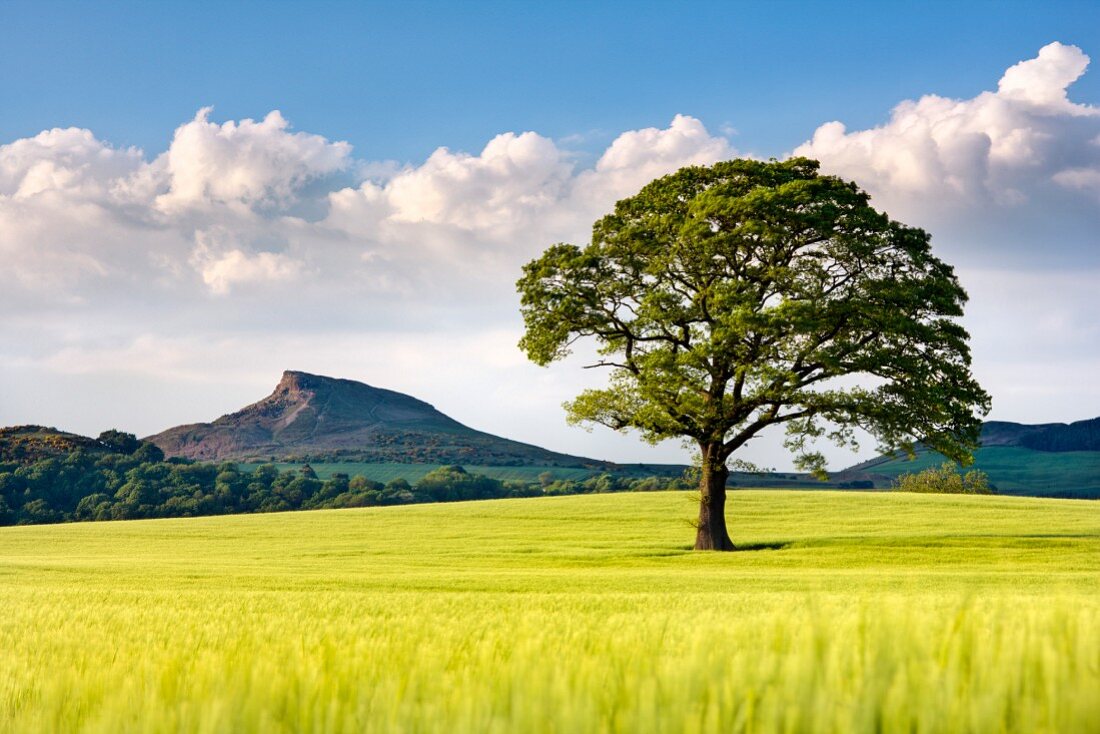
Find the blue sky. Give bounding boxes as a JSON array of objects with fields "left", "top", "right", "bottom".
[
  {"left": 1, "top": 1, "right": 1099, "bottom": 469},
  {"left": 4, "top": 1, "right": 1097, "bottom": 160}
]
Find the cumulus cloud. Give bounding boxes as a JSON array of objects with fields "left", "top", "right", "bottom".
[
  {"left": 794, "top": 41, "right": 1100, "bottom": 245},
  {"left": 152, "top": 108, "right": 352, "bottom": 214},
  {"left": 0, "top": 108, "right": 359, "bottom": 307},
  {"left": 384, "top": 131, "right": 572, "bottom": 231},
  {"left": 1052, "top": 164, "right": 1100, "bottom": 197},
  {"left": 1, "top": 108, "right": 733, "bottom": 309},
  {"left": 192, "top": 246, "right": 304, "bottom": 295},
  {"left": 997, "top": 42, "right": 1096, "bottom": 113},
  {"left": 0, "top": 127, "right": 143, "bottom": 200},
  {"left": 575, "top": 114, "right": 735, "bottom": 202},
  {"left": 327, "top": 113, "right": 733, "bottom": 251}
]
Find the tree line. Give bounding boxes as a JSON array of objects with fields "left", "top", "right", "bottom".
[{"left": 0, "top": 434, "right": 693, "bottom": 526}]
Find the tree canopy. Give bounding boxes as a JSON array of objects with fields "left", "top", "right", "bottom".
[{"left": 517, "top": 157, "right": 990, "bottom": 550}]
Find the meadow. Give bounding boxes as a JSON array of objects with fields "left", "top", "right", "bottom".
[{"left": 1, "top": 490, "right": 1097, "bottom": 733}]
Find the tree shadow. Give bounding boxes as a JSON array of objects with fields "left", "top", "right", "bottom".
[
  {"left": 732, "top": 541, "right": 790, "bottom": 552},
  {"left": 679, "top": 541, "right": 791, "bottom": 552}
]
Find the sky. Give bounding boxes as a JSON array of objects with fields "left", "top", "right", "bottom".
[{"left": 1, "top": 0, "right": 1099, "bottom": 470}]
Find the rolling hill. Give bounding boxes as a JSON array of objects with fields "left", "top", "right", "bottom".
[
  {"left": 843, "top": 418, "right": 1100, "bottom": 499},
  {"left": 0, "top": 425, "right": 108, "bottom": 463},
  {"left": 146, "top": 370, "right": 608, "bottom": 467}
]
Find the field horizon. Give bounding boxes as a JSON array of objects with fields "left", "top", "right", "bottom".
[{"left": 2, "top": 490, "right": 1097, "bottom": 732}]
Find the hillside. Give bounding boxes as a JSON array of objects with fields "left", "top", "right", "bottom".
[
  {"left": 979, "top": 417, "right": 1100, "bottom": 451},
  {"left": 845, "top": 446, "right": 1100, "bottom": 499},
  {"left": 0, "top": 425, "right": 108, "bottom": 463},
  {"left": 146, "top": 370, "right": 607, "bottom": 467},
  {"left": 842, "top": 416, "right": 1100, "bottom": 499}
]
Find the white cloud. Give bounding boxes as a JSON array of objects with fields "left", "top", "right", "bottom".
[
  {"left": 1052, "top": 167, "right": 1100, "bottom": 197},
  {"left": 581, "top": 113, "right": 734, "bottom": 194},
  {"left": 322, "top": 114, "right": 735, "bottom": 288},
  {"left": 566, "top": 115, "right": 737, "bottom": 224},
  {"left": 794, "top": 42, "right": 1100, "bottom": 229},
  {"left": 0, "top": 109, "right": 735, "bottom": 322},
  {"left": 997, "top": 42, "right": 1096, "bottom": 114},
  {"left": 193, "top": 247, "right": 304, "bottom": 295},
  {"left": 0, "top": 126, "right": 143, "bottom": 200},
  {"left": 152, "top": 108, "right": 352, "bottom": 214},
  {"left": 384, "top": 131, "right": 572, "bottom": 231},
  {"left": 329, "top": 113, "right": 733, "bottom": 239}
]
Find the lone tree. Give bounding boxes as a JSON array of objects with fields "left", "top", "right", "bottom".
[{"left": 517, "top": 158, "right": 990, "bottom": 550}]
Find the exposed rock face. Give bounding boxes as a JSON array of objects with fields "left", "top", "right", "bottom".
[{"left": 145, "top": 370, "right": 603, "bottom": 466}]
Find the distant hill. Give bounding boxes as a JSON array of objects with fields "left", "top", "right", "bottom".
[
  {"left": 146, "top": 371, "right": 608, "bottom": 467},
  {"left": 840, "top": 417, "right": 1100, "bottom": 499},
  {"left": 979, "top": 418, "right": 1100, "bottom": 452},
  {"left": 0, "top": 425, "right": 108, "bottom": 464}
]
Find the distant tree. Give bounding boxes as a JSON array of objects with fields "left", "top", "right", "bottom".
[
  {"left": 132, "top": 442, "right": 165, "bottom": 464},
  {"left": 253, "top": 464, "right": 280, "bottom": 484},
  {"left": 18, "top": 498, "right": 60, "bottom": 525},
  {"left": 74, "top": 493, "right": 112, "bottom": 521},
  {"left": 348, "top": 475, "right": 383, "bottom": 493},
  {"left": 893, "top": 462, "right": 993, "bottom": 494},
  {"left": 415, "top": 465, "right": 505, "bottom": 503},
  {"left": 381, "top": 478, "right": 416, "bottom": 505},
  {"left": 543, "top": 479, "right": 580, "bottom": 496},
  {"left": 97, "top": 430, "right": 142, "bottom": 455},
  {"left": 504, "top": 480, "right": 542, "bottom": 498},
  {"left": 517, "top": 158, "right": 990, "bottom": 550}
]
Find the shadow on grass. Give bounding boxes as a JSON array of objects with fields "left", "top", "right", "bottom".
[
  {"left": 679, "top": 541, "right": 791, "bottom": 552},
  {"left": 733, "top": 541, "right": 791, "bottom": 552}
]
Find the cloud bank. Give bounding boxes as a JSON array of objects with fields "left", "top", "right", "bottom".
[{"left": 1, "top": 110, "right": 732, "bottom": 312}]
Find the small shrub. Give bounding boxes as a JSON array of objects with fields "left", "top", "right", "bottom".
[{"left": 893, "top": 462, "right": 993, "bottom": 495}]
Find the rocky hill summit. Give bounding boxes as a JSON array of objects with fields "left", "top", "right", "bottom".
[{"left": 146, "top": 370, "right": 604, "bottom": 467}]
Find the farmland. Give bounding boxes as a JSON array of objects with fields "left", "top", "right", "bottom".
[{"left": 1, "top": 490, "right": 1097, "bottom": 732}]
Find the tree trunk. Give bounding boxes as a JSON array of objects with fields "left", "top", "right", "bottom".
[{"left": 694, "top": 443, "right": 734, "bottom": 551}]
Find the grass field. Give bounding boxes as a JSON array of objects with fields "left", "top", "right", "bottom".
[
  {"left": 1, "top": 491, "right": 1097, "bottom": 733},
  {"left": 861, "top": 446, "right": 1100, "bottom": 498}
]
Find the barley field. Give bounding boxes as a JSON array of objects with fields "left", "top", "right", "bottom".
[{"left": 1, "top": 491, "right": 1097, "bottom": 733}]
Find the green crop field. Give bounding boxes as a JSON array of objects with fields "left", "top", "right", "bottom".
[
  {"left": 1, "top": 491, "right": 1097, "bottom": 733},
  {"left": 862, "top": 446, "right": 1100, "bottom": 498}
]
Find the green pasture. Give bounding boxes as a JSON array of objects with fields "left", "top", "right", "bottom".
[
  {"left": 1, "top": 490, "right": 1097, "bottom": 732},
  {"left": 865, "top": 446, "right": 1100, "bottom": 498}
]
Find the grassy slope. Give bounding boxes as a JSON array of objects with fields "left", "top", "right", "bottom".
[
  {"left": 860, "top": 446, "right": 1100, "bottom": 498},
  {"left": 1, "top": 491, "right": 1098, "bottom": 733}
]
